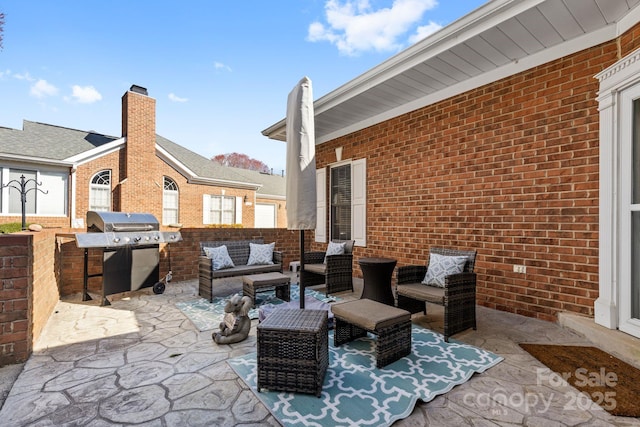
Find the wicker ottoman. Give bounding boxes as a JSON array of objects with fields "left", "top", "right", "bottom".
[
  {"left": 242, "top": 272, "right": 291, "bottom": 305},
  {"left": 332, "top": 299, "right": 412, "bottom": 368},
  {"left": 257, "top": 309, "right": 329, "bottom": 397}
]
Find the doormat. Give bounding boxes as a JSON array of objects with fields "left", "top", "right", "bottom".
[
  {"left": 520, "top": 344, "right": 640, "bottom": 417},
  {"left": 230, "top": 325, "right": 502, "bottom": 427}
]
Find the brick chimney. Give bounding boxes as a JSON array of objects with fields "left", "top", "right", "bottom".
[{"left": 119, "top": 85, "right": 161, "bottom": 214}]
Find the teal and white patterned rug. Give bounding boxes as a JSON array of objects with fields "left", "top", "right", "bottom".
[
  {"left": 176, "top": 284, "right": 337, "bottom": 331},
  {"left": 228, "top": 326, "right": 503, "bottom": 427}
]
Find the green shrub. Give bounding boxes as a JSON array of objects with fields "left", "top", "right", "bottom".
[{"left": 0, "top": 222, "right": 29, "bottom": 233}]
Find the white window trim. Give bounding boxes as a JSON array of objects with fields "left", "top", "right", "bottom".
[
  {"left": 316, "top": 168, "right": 327, "bottom": 243},
  {"left": 202, "top": 194, "right": 242, "bottom": 225},
  {"left": 162, "top": 177, "right": 179, "bottom": 226},
  {"left": 317, "top": 158, "right": 366, "bottom": 246},
  {"left": 89, "top": 170, "right": 111, "bottom": 212},
  {"left": 0, "top": 166, "right": 68, "bottom": 217},
  {"left": 595, "top": 47, "right": 640, "bottom": 334}
]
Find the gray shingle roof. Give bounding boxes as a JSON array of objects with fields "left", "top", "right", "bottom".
[
  {"left": 0, "top": 120, "right": 118, "bottom": 159},
  {"left": 230, "top": 167, "right": 286, "bottom": 198},
  {"left": 0, "top": 120, "right": 285, "bottom": 197}
]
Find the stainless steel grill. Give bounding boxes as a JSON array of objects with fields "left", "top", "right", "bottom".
[
  {"left": 75, "top": 211, "right": 182, "bottom": 305},
  {"left": 76, "top": 211, "right": 181, "bottom": 248}
]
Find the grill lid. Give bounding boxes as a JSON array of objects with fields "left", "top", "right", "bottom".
[{"left": 87, "top": 211, "right": 159, "bottom": 233}]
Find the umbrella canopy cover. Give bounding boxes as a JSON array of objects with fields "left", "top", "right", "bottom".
[{"left": 286, "top": 76, "right": 317, "bottom": 230}]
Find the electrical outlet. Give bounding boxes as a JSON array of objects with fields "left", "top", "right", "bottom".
[{"left": 513, "top": 264, "right": 527, "bottom": 274}]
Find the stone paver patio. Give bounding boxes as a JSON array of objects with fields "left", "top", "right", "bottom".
[{"left": 0, "top": 274, "right": 639, "bottom": 426}]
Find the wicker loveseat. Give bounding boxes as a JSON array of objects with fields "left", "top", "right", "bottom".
[
  {"left": 395, "top": 247, "right": 477, "bottom": 342},
  {"left": 303, "top": 240, "right": 355, "bottom": 295},
  {"left": 198, "top": 239, "right": 283, "bottom": 302}
]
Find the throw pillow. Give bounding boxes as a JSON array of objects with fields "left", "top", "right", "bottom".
[
  {"left": 204, "top": 245, "right": 235, "bottom": 271},
  {"left": 421, "top": 253, "right": 468, "bottom": 287},
  {"left": 247, "top": 242, "right": 275, "bottom": 265},
  {"left": 324, "top": 241, "right": 346, "bottom": 263}
]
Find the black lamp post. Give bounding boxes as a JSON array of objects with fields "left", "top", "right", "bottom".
[{"left": 1, "top": 174, "right": 48, "bottom": 230}]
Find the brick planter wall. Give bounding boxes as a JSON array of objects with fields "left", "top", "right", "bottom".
[
  {"left": 58, "top": 227, "right": 310, "bottom": 296},
  {"left": 0, "top": 234, "right": 32, "bottom": 366},
  {"left": 0, "top": 230, "right": 60, "bottom": 366}
]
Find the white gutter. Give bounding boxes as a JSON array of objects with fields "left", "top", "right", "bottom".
[
  {"left": 64, "top": 137, "right": 125, "bottom": 165},
  {"left": 0, "top": 153, "right": 75, "bottom": 168}
]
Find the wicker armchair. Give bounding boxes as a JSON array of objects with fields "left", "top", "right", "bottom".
[
  {"left": 303, "top": 240, "right": 354, "bottom": 295},
  {"left": 395, "top": 247, "right": 477, "bottom": 342}
]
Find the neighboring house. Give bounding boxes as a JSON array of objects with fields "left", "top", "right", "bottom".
[
  {"left": 0, "top": 85, "right": 286, "bottom": 229},
  {"left": 264, "top": 0, "right": 640, "bottom": 339}
]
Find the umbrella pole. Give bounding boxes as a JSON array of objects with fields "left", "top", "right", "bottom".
[{"left": 299, "top": 230, "right": 305, "bottom": 309}]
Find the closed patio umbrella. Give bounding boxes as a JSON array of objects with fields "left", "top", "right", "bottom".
[{"left": 286, "top": 76, "right": 316, "bottom": 309}]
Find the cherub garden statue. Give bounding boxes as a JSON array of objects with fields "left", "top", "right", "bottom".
[{"left": 212, "top": 294, "right": 253, "bottom": 344}]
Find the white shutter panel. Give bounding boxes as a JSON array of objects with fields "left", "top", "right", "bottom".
[
  {"left": 351, "top": 158, "right": 366, "bottom": 247},
  {"left": 202, "top": 195, "right": 211, "bottom": 224},
  {"left": 316, "top": 168, "right": 327, "bottom": 243},
  {"left": 235, "top": 196, "right": 243, "bottom": 224}
]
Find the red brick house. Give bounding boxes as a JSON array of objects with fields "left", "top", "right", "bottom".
[
  {"left": 0, "top": 85, "right": 286, "bottom": 229},
  {"left": 264, "top": 0, "right": 640, "bottom": 339}
]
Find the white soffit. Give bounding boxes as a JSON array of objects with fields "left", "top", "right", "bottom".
[{"left": 263, "top": 0, "right": 640, "bottom": 144}]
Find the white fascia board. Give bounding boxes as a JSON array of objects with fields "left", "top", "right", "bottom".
[
  {"left": 156, "top": 145, "right": 199, "bottom": 179},
  {"left": 618, "top": 4, "right": 640, "bottom": 41},
  {"left": 0, "top": 153, "right": 74, "bottom": 168},
  {"left": 313, "top": 0, "right": 547, "bottom": 115},
  {"left": 188, "top": 175, "right": 261, "bottom": 190},
  {"left": 65, "top": 137, "right": 125, "bottom": 165},
  {"left": 257, "top": 194, "right": 286, "bottom": 200},
  {"left": 317, "top": 24, "right": 617, "bottom": 145}
]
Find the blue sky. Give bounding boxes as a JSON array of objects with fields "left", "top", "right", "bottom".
[{"left": 0, "top": 0, "right": 487, "bottom": 173}]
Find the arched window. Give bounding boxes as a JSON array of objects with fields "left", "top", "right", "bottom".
[
  {"left": 89, "top": 170, "right": 111, "bottom": 212},
  {"left": 163, "top": 176, "right": 179, "bottom": 225}
]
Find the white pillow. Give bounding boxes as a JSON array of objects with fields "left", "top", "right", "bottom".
[
  {"left": 324, "top": 241, "right": 346, "bottom": 263},
  {"left": 247, "top": 242, "right": 275, "bottom": 265},
  {"left": 421, "top": 253, "right": 468, "bottom": 287},
  {"left": 204, "top": 245, "right": 235, "bottom": 271}
]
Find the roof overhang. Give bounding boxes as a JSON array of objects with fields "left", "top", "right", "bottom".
[
  {"left": 263, "top": 0, "right": 640, "bottom": 144},
  {"left": 156, "top": 145, "right": 261, "bottom": 190},
  {"left": 64, "top": 137, "right": 125, "bottom": 165},
  {"left": 0, "top": 153, "right": 75, "bottom": 168}
]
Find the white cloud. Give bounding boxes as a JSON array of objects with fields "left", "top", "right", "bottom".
[
  {"left": 168, "top": 93, "right": 188, "bottom": 103},
  {"left": 308, "top": 0, "right": 438, "bottom": 56},
  {"left": 70, "top": 85, "right": 102, "bottom": 103},
  {"left": 214, "top": 61, "right": 232, "bottom": 72},
  {"left": 408, "top": 21, "right": 442, "bottom": 44},
  {"left": 15, "top": 72, "right": 35, "bottom": 82},
  {"left": 30, "top": 79, "right": 59, "bottom": 98}
]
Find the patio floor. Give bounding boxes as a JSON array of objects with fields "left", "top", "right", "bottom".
[{"left": 1, "top": 272, "right": 639, "bottom": 426}]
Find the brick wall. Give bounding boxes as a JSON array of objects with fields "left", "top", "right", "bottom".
[
  {"left": 312, "top": 38, "right": 630, "bottom": 322},
  {"left": 120, "top": 89, "right": 161, "bottom": 215},
  {"left": 59, "top": 227, "right": 309, "bottom": 296},
  {"left": 74, "top": 150, "right": 122, "bottom": 223},
  {"left": 0, "top": 231, "right": 60, "bottom": 366},
  {"left": 30, "top": 230, "right": 60, "bottom": 346},
  {"left": 0, "top": 234, "right": 32, "bottom": 366}
]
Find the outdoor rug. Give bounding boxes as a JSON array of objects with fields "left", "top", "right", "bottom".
[
  {"left": 228, "top": 325, "right": 503, "bottom": 427},
  {"left": 520, "top": 343, "right": 640, "bottom": 417},
  {"left": 175, "top": 284, "right": 337, "bottom": 332}
]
